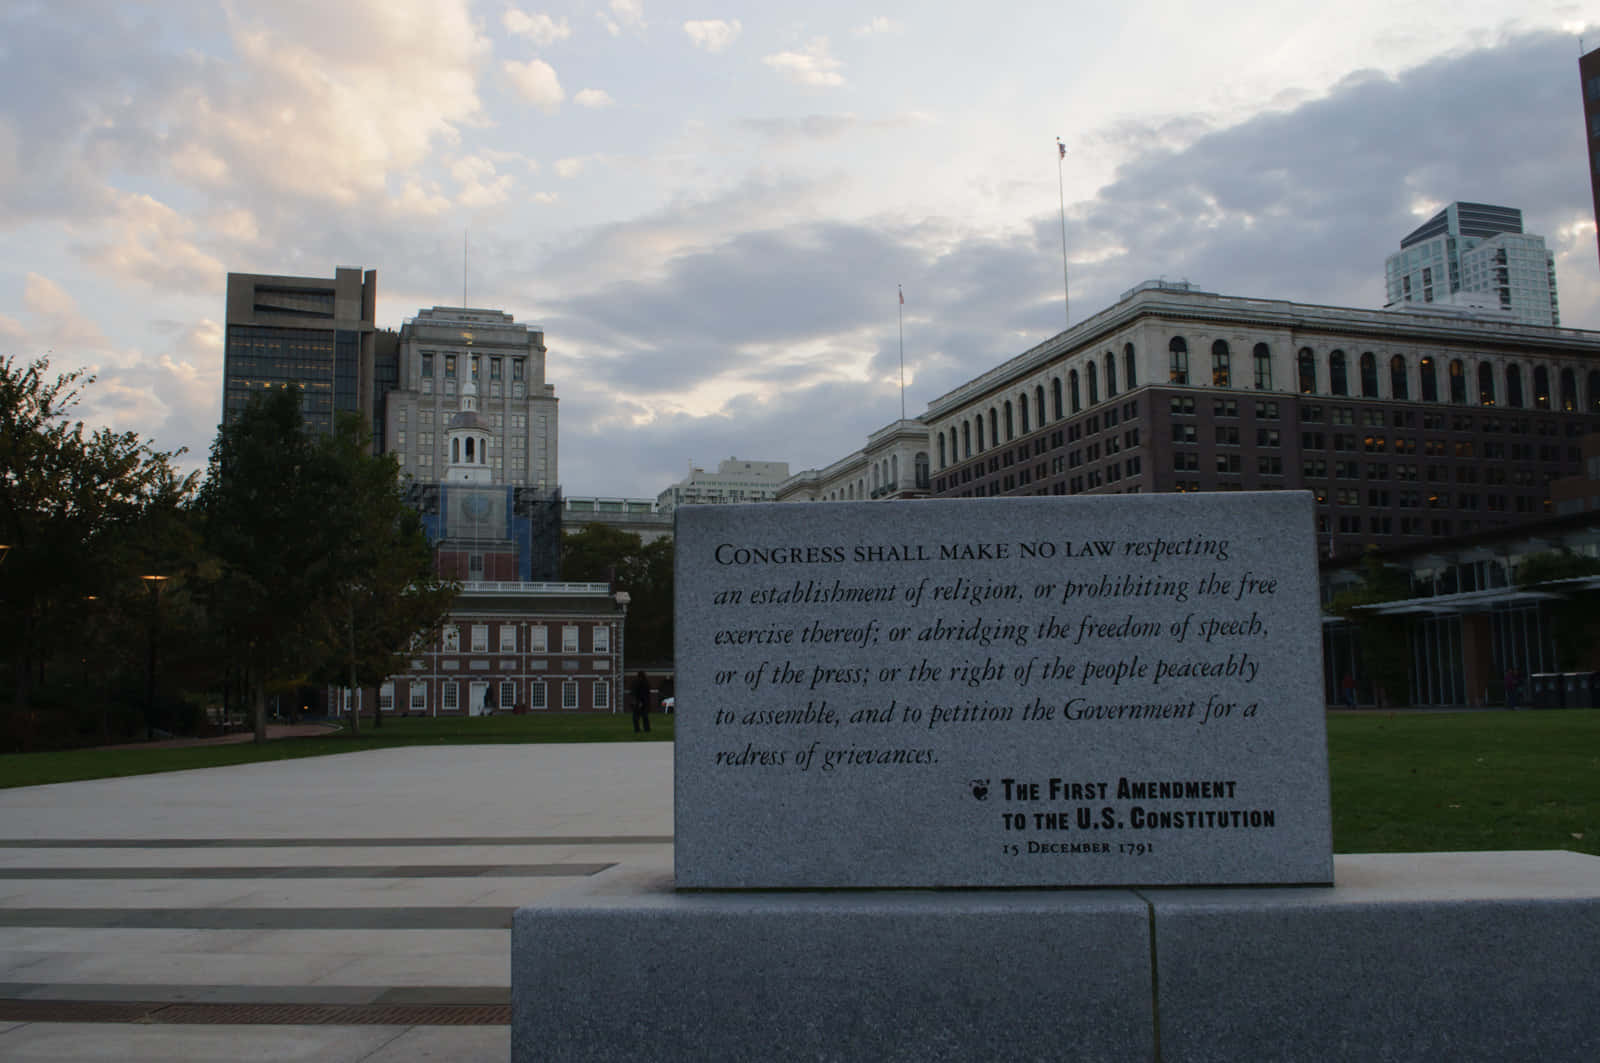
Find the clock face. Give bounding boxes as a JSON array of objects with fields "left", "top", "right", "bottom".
[{"left": 461, "top": 493, "right": 492, "bottom": 520}]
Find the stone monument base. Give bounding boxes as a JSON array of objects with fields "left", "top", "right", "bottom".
[{"left": 512, "top": 851, "right": 1600, "bottom": 1062}]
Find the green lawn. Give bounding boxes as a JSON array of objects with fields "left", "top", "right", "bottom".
[
  {"left": 4, "top": 709, "right": 1598, "bottom": 858},
  {"left": 0, "top": 712, "right": 672, "bottom": 790},
  {"left": 1328, "top": 710, "right": 1600, "bottom": 857}
]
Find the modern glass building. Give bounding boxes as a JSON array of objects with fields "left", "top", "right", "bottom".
[
  {"left": 222, "top": 268, "right": 378, "bottom": 439},
  {"left": 1383, "top": 202, "right": 1559, "bottom": 326}
]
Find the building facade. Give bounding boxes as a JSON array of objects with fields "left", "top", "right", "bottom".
[
  {"left": 1383, "top": 203, "right": 1559, "bottom": 326},
  {"left": 656, "top": 458, "right": 790, "bottom": 516},
  {"left": 383, "top": 307, "right": 558, "bottom": 489},
  {"left": 778, "top": 282, "right": 1600, "bottom": 561},
  {"left": 562, "top": 497, "right": 672, "bottom": 543},
  {"left": 379, "top": 581, "right": 627, "bottom": 716},
  {"left": 777, "top": 420, "right": 931, "bottom": 502},
  {"left": 222, "top": 268, "right": 378, "bottom": 437}
]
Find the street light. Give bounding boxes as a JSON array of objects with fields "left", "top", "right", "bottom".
[
  {"left": 613, "top": 591, "right": 630, "bottom": 716},
  {"left": 142, "top": 575, "right": 169, "bottom": 741}
]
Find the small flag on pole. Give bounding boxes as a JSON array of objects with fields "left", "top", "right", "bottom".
[
  {"left": 899, "top": 287, "right": 904, "bottom": 305},
  {"left": 1057, "top": 137, "right": 1066, "bottom": 159}
]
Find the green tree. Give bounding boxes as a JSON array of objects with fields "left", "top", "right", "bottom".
[
  {"left": 561, "top": 523, "right": 675, "bottom": 665},
  {"left": 1327, "top": 550, "right": 1413, "bottom": 706},
  {"left": 0, "top": 356, "right": 194, "bottom": 712},
  {"left": 198, "top": 386, "right": 344, "bottom": 743},
  {"left": 306, "top": 414, "right": 457, "bottom": 732},
  {"left": 1516, "top": 549, "right": 1600, "bottom": 670}
]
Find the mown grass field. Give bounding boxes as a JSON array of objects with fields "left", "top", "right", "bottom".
[
  {"left": 4, "top": 709, "right": 1598, "bottom": 858},
  {"left": 1327, "top": 710, "right": 1600, "bottom": 856}
]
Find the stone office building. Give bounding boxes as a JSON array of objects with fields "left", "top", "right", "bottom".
[{"left": 922, "top": 280, "right": 1600, "bottom": 558}]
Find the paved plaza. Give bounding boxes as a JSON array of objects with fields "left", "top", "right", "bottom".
[{"left": 0, "top": 743, "right": 673, "bottom": 1061}]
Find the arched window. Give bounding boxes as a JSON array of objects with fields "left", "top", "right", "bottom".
[
  {"left": 1589, "top": 371, "right": 1600, "bottom": 413},
  {"left": 480, "top": 437, "right": 488, "bottom": 464},
  {"left": 1534, "top": 366, "right": 1551, "bottom": 409},
  {"left": 1298, "top": 348, "right": 1316, "bottom": 394},
  {"left": 938, "top": 435, "right": 946, "bottom": 469},
  {"left": 1087, "top": 362, "right": 1099, "bottom": 405},
  {"left": 1019, "top": 394, "right": 1029, "bottom": 434},
  {"left": 1478, "top": 363, "right": 1496, "bottom": 406},
  {"left": 1051, "top": 378, "right": 1063, "bottom": 420},
  {"left": 1506, "top": 365, "right": 1524, "bottom": 408},
  {"left": 1212, "top": 340, "right": 1231, "bottom": 387},
  {"left": 1253, "top": 343, "right": 1272, "bottom": 390},
  {"left": 1105, "top": 354, "right": 1117, "bottom": 396},
  {"left": 1123, "top": 343, "right": 1137, "bottom": 388},
  {"left": 465, "top": 437, "right": 474, "bottom": 462},
  {"left": 452, "top": 437, "right": 460, "bottom": 463},
  {"left": 975, "top": 415, "right": 984, "bottom": 452},
  {"left": 1034, "top": 385, "right": 1046, "bottom": 426},
  {"left": 914, "top": 452, "right": 929, "bottom": 488},
  {"left": 891, "top": 454, "right": 899, "bottom": 485},
  {"left": 872, "top": 465, "right": 879, "bottom": 490},
  {"left": 1003, "top": 401, "right": 1014, "bottom": 441},
  {"left": 1420, "top": 357, "right": 1438, "bottom": 402},
  {"left": 1448, "top": 359, "right": 1466, "bottom": 404},
  {"left": 1390, "top": 355, "right": 1408, "bottom": 400},
  {"left": 1070, "top": 370, "right": 1081, "bottom": 413},
  {"left": 1360, "top": 352, "right": 1378, "bottom": 398},
  {"left": 1561, "top": 368, "right": 1578, "bottom": 412},
  {"left": 1329, "top": 350, "right": 1348, "bottom": 396},
  {"left": 962, "top": 421, "right": 971, "bottom": 458},
  {"left": 989, "top": 408, "right": 998, "bottom": 445},
  {"left": 1169, "top": 337, "right": 1188, "bottom": 384}
]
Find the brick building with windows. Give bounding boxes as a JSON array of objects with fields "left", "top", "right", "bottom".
[
  {"left": 919, "top": 280, "right": 1600, "bottom": 558},
  {"left": 380, "top": 581, "right": 627, "bottom": 716}
]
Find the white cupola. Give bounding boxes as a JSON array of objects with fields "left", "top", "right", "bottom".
[{"left": 447, "top": 373, "right": 494, "bottom": 484}]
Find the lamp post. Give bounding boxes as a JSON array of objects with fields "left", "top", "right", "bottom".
[
  {"left": 142, "top": 575, "right": 169, "bottom": 741},
  {"left": 613, "top": 592, "right": 630, "bottom": 716}
]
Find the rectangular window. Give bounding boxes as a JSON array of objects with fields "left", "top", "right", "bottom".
[
  {"left": 531, "top": 626, "right": 548, "bottom": 653},
  {"left": 380, "top": 683, "right": 395, "bottom": 710},
  {"left": 421, "top": 353, "right": 434, "bottom": 378},
  {"left": 442, "top": 681, "right": 459, "bottom": 712},
  {"left": 471, "top": 624, "right": 488, "bottom": 652},
  {"left": 593, "top": 626, "right": 610, "bottom": 653},
  {"left": 513, "top": 359, "right": 525, "bottom": 381},
  {"left": 491, "top": 357, "right": 502, "bottom": 380},
  {"left": 562, "top": 625, "right": 579, "bottom": 652},
  {"left": 594, "top": 681, "right": 610, "bottom": 709},
  {"left": 500, "top": 680, "right": 517, "bottom": 708},
  {"left": 445, "top": 355, "right": 457, "bottom": 378},
  {"left": 529, "top": 681, "right": 547, "bottom": 709},
  {"left": 410, "top": 685, "right": 427, "bottom": 711},
  {"left": 562, "top": 681, "right": 579, "bottom": 709},
  {"left": 499, "top": 625, "right": 517, "bottom": 652}
]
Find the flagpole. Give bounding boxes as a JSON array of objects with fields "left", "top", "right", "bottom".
[
  {"left": 1056, "top": 137, "right": 1069, "bottom": 330},
  {"left": 898, "top": 285, "right": 906, "bottom": 422}
]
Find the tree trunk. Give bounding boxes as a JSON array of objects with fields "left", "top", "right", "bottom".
[{"left": 347, "top": 595, "right": 360, "bottom": 737}]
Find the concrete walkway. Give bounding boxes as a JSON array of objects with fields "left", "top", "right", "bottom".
[{"left": 0, "top": 743, "right": 673, "bottom": 1061}]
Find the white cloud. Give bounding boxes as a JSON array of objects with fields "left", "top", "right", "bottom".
[
  {"left": 533, "top": 191, "right": 559, "bottom": 204},
  {"left": 554, "top": 157, "right": 586, "bottom": 179},
  {"left": 684, "top": 19, "right": 741, "bottom": 53},
  {"left": 852, "top": 16, "right": 901, "bottom": 36},
  {"left": 185, "top": 1, "right": 488, "bottom": 207},
  {"left": 762, "top": 38, "right": 844, "bottom": 88},
  {"left": 600, "top": 0, "right": 645, "bottom": 36},
  {"left": 390, "top": 178, "right": 452, "bottom": 216},
  {"left": 71, "top": 192, "right": 225, "bottom": 294},
  {"left": 451, "top": 154, "right": 515, "bottom": 206},
  {"left": 504, "top": 58, "right": 565, "bottom": 112},
  {"left": 503, "top": 8, "right": 572, "bottom": 46},
  {"left": 575, "top": 88, "right": 615, "bottom": 108}
]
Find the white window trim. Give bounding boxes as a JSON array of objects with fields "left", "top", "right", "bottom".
[
  {"left": 410, "top": 685, "right": 427, "bottom": 711},
  {"left": 529, "top": 681, "right": 546, "bottom": 709},
  {"left": 593, "top": 626, "right": 610, "bottom": 653},
  {"left": 443, "top": 680, "right": 459, "bottom": 712},
  {"left": 594, "top": 680, "right": 610, "bottom": 709},
  {"left": 531, "top": 626, "right": 548, "bottom": 653},
  {"left": 499, "top": 624, "right": 517, "bottom": 653},
  {"left": 562, "top": 681, "right": 578, "bottom": 709},
  {"left": 562, "top": 625, "right": 579, "bottom": 653}
]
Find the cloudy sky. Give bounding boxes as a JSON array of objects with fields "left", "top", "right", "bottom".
[{"left": 4, "top": 2, "right": 1600, "bottom": 499}]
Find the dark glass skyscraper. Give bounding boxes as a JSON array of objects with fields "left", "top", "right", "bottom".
[{"left": 222, "top": 268, "right": 377, "bottom": 440}]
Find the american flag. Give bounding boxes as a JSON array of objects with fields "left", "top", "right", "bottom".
[{"left": 1057, "top": 138, "right": 1066, "bottom": 159}]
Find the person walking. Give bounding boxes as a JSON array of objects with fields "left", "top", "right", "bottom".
[{"left": 631, "top": 671, "right": 652, "bottom": 734}]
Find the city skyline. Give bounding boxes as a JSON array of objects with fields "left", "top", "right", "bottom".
[{"left": 3, "top": 4, "right": 1600, "bottom": 499}]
